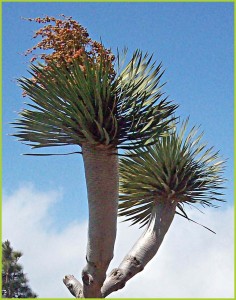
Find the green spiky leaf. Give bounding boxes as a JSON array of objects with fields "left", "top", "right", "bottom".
[
  {"left": 13, "top": 50, "right": 177, "bottom": 153},
  {"left": 119, "top": 119, "right": 226, "bottom": 226}
]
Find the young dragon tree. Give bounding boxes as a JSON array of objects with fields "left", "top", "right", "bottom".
[
  {"left": 100, "top": 119, "right": 226, "bottom": 297},
  {"left": 12, "top": 16, "right": 177, "bottom": 297}
]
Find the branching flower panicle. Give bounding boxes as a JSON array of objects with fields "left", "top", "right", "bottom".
[{"left": 23, "top": 15, "right": 115, "bottom": 82}]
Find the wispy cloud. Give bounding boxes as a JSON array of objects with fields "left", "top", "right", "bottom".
[
  {"left": 2, "top": 185, "right": 234, "bottom": 298},
  {"left": 2, "top": 184, "right": 87, "bottom": 298},
  {"left": 112, "top": 206, "right": 234, "bottom": 298}
]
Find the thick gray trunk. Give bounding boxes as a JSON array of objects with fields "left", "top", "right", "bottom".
[
  {"left": 81, "top": 144, "right": 119, "bottom": 297},
  {"left": 101, "top": 201, "right": 177, "bottom": 297}
]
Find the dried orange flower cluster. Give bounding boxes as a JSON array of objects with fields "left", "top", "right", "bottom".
[{"left": 24, "top": 15, "right": 115, "bottom": 78}]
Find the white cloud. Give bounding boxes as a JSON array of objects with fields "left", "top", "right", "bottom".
[
  {"left": 2, "top": 185, "right": 234, "bottom": 298},
  {"left": 112, "top": 206, "right": 234, "bottom": 298},
  {"left": 2, "top": 184, "right": 87, "bottom": 298}
]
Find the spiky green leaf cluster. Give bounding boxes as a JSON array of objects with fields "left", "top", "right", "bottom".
[
  {"left": 13, "top": 50, "right": 177, "bottom": 152},
  {"left": 115, "top": 51, "right": 177, "bottom": 150},
  {"left": 119, "top": 119, "right": 226, "bottom": 226}
]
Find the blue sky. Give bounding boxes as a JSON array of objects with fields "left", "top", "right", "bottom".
[
  {"left": 2, "top": 2, "right": 234, "bottom": 297},
  {"left": 3, "top": 2, "right": 234, "bottom": 224}
]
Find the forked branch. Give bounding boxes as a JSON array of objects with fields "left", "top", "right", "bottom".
[{"left": 101, "top": 201, "right": 177, "bottom": 297}]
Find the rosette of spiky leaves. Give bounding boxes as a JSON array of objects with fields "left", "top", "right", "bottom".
[
  {"left": 119, "top": 118, "right": 226, "bottom": 227},
  {"left": 115, "top": 50, "right": 177, "bottom": 150},
  {"left": 13, "top": 50, "right": 177, "bottom": 154}
]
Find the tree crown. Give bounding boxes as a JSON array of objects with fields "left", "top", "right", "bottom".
[
  {"left": 119, "top": 119, "right": 226, "bottom": 228},
  {"left": 13, "top": 16, "right": 177, "bottom": 154}
]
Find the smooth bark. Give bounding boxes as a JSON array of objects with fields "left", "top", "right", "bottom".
[
  {"left": 101, "top": 200, "right": 177, "bottom": 297},
  {"left": 81, "top": 144, "right": 119, "bottom": 297},
  {"left": 63, "top": 275, "right": 83, "bottom": 298}
]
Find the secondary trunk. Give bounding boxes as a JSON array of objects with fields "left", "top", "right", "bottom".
[
  {"left": 101, "top": 200, "right": 177, "bottom": 297},
  {"left": 82, "top": 144, "right": 119, "bottom": 298}
]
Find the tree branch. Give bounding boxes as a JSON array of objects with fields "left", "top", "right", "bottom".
[
  {"left": 101, "top": 201, "right": 177, "bottom": 297},
  {"left": 63, "top": 275, "right": 83, "bottom": 298}
]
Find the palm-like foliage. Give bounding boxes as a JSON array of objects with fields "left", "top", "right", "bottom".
[
  {"left": 13, "top": 50, "right": 177, "bottom": 152},
  {"left": 119, "top": 118, "right": 226, "bottom": 227}
]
